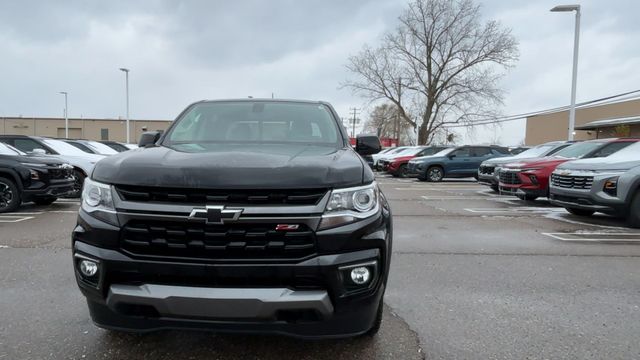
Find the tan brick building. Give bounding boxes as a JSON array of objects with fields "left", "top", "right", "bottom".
[
  {"left": 525, "top": 98, "right": 640, "bottom": 145},
  {"left": 0, "top": 117, "right": 172, "bottom": 143}
]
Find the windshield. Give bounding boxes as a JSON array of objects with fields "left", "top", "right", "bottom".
[
  {"left": 603, "top": 141, "right": 640, "bottom": 160},
  {"left": 85, "top": 141, "right": 118, "bottom": 155},
  {"left": 512, "top": 144, "right": 555, "bottom": 159},
  {"left": 42, "top": 138, "right": 93, "bottom": 156},
  {"left": 165, "top": 101, "right": 341, "bottom": 147},
  {"left": 553, "top": 142, "right": 605, "bottom": 159},
  {"left": 0, "top": 142, "right": 24, "bottom": 155}
]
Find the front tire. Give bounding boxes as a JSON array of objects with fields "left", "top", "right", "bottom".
[
  {"left": 393, "top": 164, "right": 408, "bottom": 178},
  {"left": 627, "top": 191, "right": 640, "bottom": 228},
  {"left": 517, "top": 194, "right": 538, "bottom": 201},
  {"left": 0, "top": 177, "right": 21, "bottom": 213},
  {"left": 68, "top": 169, "right": 86, "bottom": 198},
  {"left": 426, "top": 166, "right": 444, "bottom": 182}
]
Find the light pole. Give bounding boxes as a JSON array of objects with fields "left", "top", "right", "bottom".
[
  {"left": 119, "top": 68, "right": 130, "bottom": 143},
  {"left": 59, "top": 91, "right": 68, "bottom": 138},
  {"left": 551, "top": 4, "right": 581, "bottom": 141}
]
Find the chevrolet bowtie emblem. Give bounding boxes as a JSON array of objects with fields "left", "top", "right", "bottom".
[{"left": 189, "top": 205, "right": 243, "bottom": 225}]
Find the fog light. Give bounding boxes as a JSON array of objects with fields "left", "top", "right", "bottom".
[
  {"left": 350, "top": 267, "right": 371, "bottom": 285},
  {"left": 79, "top": 260, "right": 98, "bottom": 277}
]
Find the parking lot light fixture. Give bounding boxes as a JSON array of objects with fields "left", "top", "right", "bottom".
[{"left": 550, "top": 4, "right": 581, "bottom": 141}]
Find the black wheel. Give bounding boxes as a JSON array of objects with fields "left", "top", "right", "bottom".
[
  {"left": 0, "top": 177, "right": 21, "bottom": 213},
  {"left": 68, "top": 169, "right": 86, "bottom": 198},
  {"left": 32, "top": 197, "right": 57, "bottom": 206},
  {"left": 490, "top": 185, "right": 499, "bottom": 193},
  {"left": 516, "top": 194, "right": 538, "bottom": 201},
  {"left": 426, "top": 166, "right": 444, "bottom": 182},
  {"left": 565, "top": 207, "right": 595, "bottom": 217},
  {"left": 627, "top": 192, "right": 640, "bottom": 228},
  {"left": 364, "top": 299, "right": 383, "bottom": 337},
  {"left": 393, "top": 164, "right": 408, "bottom": 178}
]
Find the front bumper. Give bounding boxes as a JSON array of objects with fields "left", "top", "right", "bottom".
[
  {"left": 477, "top": 173, "right": 497, "bottom": 187},
  {"left": 23, "top": 180, "right": 75, "bottom": 201},
  {"left": 72, "top": 196, "right": 392, "bottom": 338},
  {"left": 549, "top": 184, "right": 626, "bottom": 215}
]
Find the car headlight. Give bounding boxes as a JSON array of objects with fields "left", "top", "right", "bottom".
[
  {"left": 81, "top": 178, "right": 118, "bottom": 225},
  {"left": 603, "top": 177, "right": 619, "bottom": 196},
  {"left": 319, "top": 182, "right": 379, "bottom": 230}
]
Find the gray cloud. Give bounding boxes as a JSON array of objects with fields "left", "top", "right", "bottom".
[{"left": 1, "top": 0, "right": 639, "bottom": 145}]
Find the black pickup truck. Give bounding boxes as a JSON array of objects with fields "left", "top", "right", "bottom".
[
  {"left": 0, "top": 142, "right": 74, "bottom": 212},
  {"left": 72, "top": 99, "right": 392, "bottom": 338}
]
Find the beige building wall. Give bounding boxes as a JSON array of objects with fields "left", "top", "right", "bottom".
[
  {"left": 525, "top": 99, "right": 640, "bottom": 145},
  {"left": 0, "top": 117, "right": 172, "bottom": 143}
]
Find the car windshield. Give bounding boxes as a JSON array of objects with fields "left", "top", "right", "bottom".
[
  {"left": 603, "top": 141, "right": 640, "bottom": 160},
  {"left": 553, "top": 141, "right": 605, "bottom": 159},
  {"left": 85, "top": 141, "right": 118, "bottom": 154},
  {"left": 42, "top": 138, "right": 93, "bottom": 156},
  {"left": 512, "top": 144, "right": 555, "bottom": 158},
  {"left": 0, "top": 142, "right": 25, "bottom": 155},
  {"left": 164, "top": 101, "right": 341, "bottom": 147}
]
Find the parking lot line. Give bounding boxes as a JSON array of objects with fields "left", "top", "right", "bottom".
[
  {"left": 422, "top": 196, "right": 492, "bottom": 200},
  {"left": 396, "top": 187, "right": 482, "bottom": 191},
  {"left": 0, "top": 216, "right": 35, "bottom": 223},
  {"left": 464, "top": 207, "right": 566, "bottom": 214},
  {"left": 543, "top": 232, "right": 640, "bottom": 242}
]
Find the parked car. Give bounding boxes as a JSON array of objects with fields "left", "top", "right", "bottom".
[
  {"left": 499, "top": 138, "right": 639, "bottom": 201},
  {"left": 72, "top": 99, "right": 391, "bottom": 338},
  {"left": 478, "top": 141, "right": 574, "bottom": 192},
  {"left": 408, "top": 145, "right": 511, "bottom": 182},
  {"left": 0, "top": 142, "right": 75, "bottom": 212},
  {"left": 385, "top": 146, "right": 450, "bottom": 177},
  {"left": 122, "top": 143, "right": 139, "bottom": 150},
  {"left": 508, "top": 146, "right": 531, "bottom": 155},
  {"left": 549, "top": 141, "right": 640, "bottom": 226},
  {"left": 64, "top": 139, "right": 119, "bottom": 156},
  {"left": 99, "top": 141, "right": 131, "bottom": 152},
  {"left": 374, "top": 146, "right": 410, "bottom": 170},
  {"left": 0, "top": 135, "right": 106, "bottom": 197}
]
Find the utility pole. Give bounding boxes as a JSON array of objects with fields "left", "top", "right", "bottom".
[
  {"left": 59, "top": 92, "right": 68, "bottom": 138},
  {"left": 395, "top": 78, "right": 402, "bottom": 146},
  {"left": 349, "top": 107, "right": 360, "bottom": 139}
]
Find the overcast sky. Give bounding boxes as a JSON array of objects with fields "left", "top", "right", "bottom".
[{"left": 1, "top": 0, "right": 639, "bottom": 145}]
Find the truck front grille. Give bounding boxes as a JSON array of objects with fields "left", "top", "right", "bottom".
[
  {"left": 115, "top": 185, "right": 327, "bottom": 206},
  {"left": 499, "top": 170, "right": 521, "bottom": 185},
  {"left": 121, "top": 220, "right": 316, "bottom": 261},
  {"left": 551, "top": 174, "right": 593, "bottom": 190},
  {"left": 479, "top": 165, "right": 495, "bottom": 175}
]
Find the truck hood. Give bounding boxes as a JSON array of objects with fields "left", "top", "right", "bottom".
[
  {"left": 555, "top": 157, "right": 640, "bottom": 172},
  {"left": 92, "top": 144, "right": 367, "bottom": 189}
]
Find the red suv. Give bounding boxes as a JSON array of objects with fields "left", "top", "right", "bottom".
[
  {"left": 385, "top": 146, "right": 449, "bottom": 177},
  {"left": 499, "top": 138, "right": 639, "bottom": 201}
]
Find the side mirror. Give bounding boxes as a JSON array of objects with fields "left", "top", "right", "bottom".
[
  {"left": 355, "top": 134, "right": 382, "bottom": 156},
  {"left": 31, "top": 148, "right": 47, "bottom": 155},
  {"left": 138, "top": 131, "right": 162, "bottom": 147},
  {"left": 448, "top": 154, "right": 456, "bottom": 159}
]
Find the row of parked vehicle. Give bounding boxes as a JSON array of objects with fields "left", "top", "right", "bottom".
[
  {"left": 373, "top": 139, "right": 640, "bottom": 227},
  {"left": 0, "top": 135, "right": 136, "bottom": 212}
]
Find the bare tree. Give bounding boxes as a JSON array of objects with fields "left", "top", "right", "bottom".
[
  {"left": 364, "top": 103, "right": 414, "bottom": 144},
  {"left": 343, "top": 0, "right": 518, "bottom": 144}
]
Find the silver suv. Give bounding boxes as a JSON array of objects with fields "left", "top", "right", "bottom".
[{"left": 549, "top": 142, "right": 640, "bottom": 227}]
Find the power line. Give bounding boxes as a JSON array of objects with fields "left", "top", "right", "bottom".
[{"left": 441, "top": 88, "right": 640, "bottom": 129}]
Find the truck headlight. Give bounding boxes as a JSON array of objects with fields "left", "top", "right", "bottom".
[
  {"left": 81, "top": 178, "right": 118, "bottom": 225},
  {"left": 320, "top": 182, "right": 379, "bottom": 230}
]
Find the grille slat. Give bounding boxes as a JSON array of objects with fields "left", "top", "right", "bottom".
[
  {"left": 551, "top": 174, "right": 594, "bottom": 190},
  {"left": 116, "top": 185, "right": 327, "bottom": 206},
  {"left": 479, "top": 165, "right": 495, "bottom": 175},
  {"left": 121, "top": 221, "right": 316, "bottom": 260}
]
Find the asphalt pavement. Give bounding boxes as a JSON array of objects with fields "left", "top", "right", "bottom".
[{"left": 1, "top": 176, "right": 640, "bottom": 359}]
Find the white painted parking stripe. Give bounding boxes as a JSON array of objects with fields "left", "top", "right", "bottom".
[
  {"left": 422, "top": 196, "right": 492, "bottom": 200},
  {"left": 396, "top": 187, "right": 481, "bottom": 191},
  {"left": 543, "top": 232, "right": 640, "bottom": 242},
  {"left": 464, "top": 207, "right": 566, "bottom": 214},
  {"left": 0, "top": 216, "right": 34, "bottom": 223}
]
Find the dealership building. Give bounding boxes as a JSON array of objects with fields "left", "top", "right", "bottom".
[
  {"left": 525, "top": 98, "right": 640, "bottom": 145},
  {"left": 0, "top": 116, "right": 172, "bottom": 143}
]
